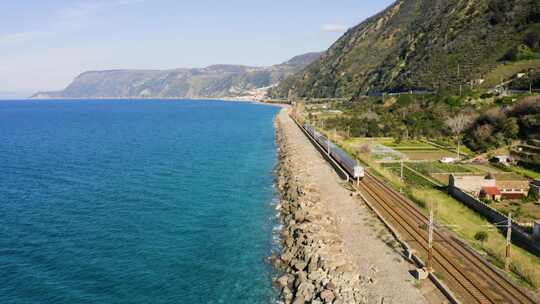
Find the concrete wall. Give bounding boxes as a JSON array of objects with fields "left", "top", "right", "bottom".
[
  {"left": 448, "top": 175, "right": 495, "bottom": 195},
  {"left": 448, "top": 185, "right": 540, "bottom": 256},
  {"left": 531, "top": 181, "right": 540, "bottom": 197}
]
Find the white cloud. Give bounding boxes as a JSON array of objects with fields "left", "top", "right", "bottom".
[{"left": 321, "top": 23, "right": 348, "bottom": 33}]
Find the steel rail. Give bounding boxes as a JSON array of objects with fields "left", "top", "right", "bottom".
[{"left": 364, "top": 173, "right": 539, "bottom": 304}]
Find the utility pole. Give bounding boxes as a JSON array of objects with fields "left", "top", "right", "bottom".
[
  {"left": 356, "top": 160, "right": 361, "bottom": 186},
  {"left": 458, "top": 64, "right": 462, "bottom": 97},
  {"left": 529, "top": 69, "right": 533, "bottom": 95},
  {"left": 427, "top": 209, "right": 434, "bottom": 273},
  {"left": 327, "top": 137, "right": 331, "bottom": 155},
  {"left": 457, "top": 135, "right": 461, "bottom": 162},
  {"left": 505, "top": 212, "right": 512, "bottom": 272},
  {"left": 400, "top": 160, "right": 404, "bottom": 193}
]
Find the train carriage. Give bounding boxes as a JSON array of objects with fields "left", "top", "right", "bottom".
[{"left": 302, "top": 123, "right": 364, "bottom": 180}]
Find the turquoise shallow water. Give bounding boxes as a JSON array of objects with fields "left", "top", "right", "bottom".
[{"left": 0, "top": 100, "right": 279, "bottom": 303}]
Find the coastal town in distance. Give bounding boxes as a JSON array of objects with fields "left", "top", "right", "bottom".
[{"left": 1, "top": 1, "right": 540, "bottom": 304}]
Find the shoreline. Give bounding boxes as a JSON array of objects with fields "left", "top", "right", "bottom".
[
  {"left": 270, "top": 108, "right": 367, "bottom": 303},
  {"left": 4, "top": 97, "right": 289, "bottom": 108},
  {"left": 270, "top": 108, "right": 438, "bottom": 303}
]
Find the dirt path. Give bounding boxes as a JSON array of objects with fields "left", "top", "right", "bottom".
[{"left": 276, "top": 108, "right": 446, "bottom": 303}]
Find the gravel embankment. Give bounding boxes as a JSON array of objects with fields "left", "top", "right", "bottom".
[{"left": 270, "top": 108, "right": 435, "bottom": 304}]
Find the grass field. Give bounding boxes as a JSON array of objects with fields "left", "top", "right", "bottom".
[
  {"left": 345, "top": 137, "right": 435, "bottom": 150},
  {"left": 407, "top": 162, "right": 475, "bottom": 175},
  {"left": 432, "top": 139, "right": 475, "bottom": 154},
  {"left": 382, "top": 163, "right": 437, "bottom": 188},
  {"left": 506, "top": 165, "right": 540, "bottom": 180},
  {"left": 345, "top": 137, "right": 457, "bottom": 162},
  {"left": 402, "top": 150, "right": 456, "bottom": 161}
]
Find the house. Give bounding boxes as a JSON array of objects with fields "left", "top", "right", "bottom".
[
  {"left": 440, "top": 157, "right": 457, "bottom": 164},
  {"left": 496, "top": 180, "right": 530, "bottom": 200},
  {"left": 492, "top": 155, "right": 512, "bottom": 165},
  {"left": 449, "top": 174, "right": 496, "bottom": 196},
  {"left": 471, "top": 79, "right": 485, "bottom": 86},
  {"left": 480, "top": 187, "right": 502, "bottom": 201}
]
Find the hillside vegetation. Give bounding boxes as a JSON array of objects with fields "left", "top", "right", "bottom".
[
  {"left": 270, "top": 0, "right": 540, "bottom": 98},
  {"left": 321, "top": 94, "right": 540, "bottom": 154}
]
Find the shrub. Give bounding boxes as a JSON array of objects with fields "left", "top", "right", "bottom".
[
  {"left": 480, "top": 92, "right": 494, "bottom": 99},
  {"left": 474, "top": 231, "right": 489, "bottom": 243},
  {"left": 444, "top": 96, "right": 462, "bottom": 107},
  {"left": 480, "top": 197, "right": 493, "bottom": 205},
  {"left": 524, "top": 31, "right": 540, "bottom": 51},
  {"left": 529, "top": 191, "right": 540, "bottom": 202},
  {"left": 488, "top": 0, "right": 513, "bottom": 25},
  {"left": 527, "top": 0, "right": 540, "bottom": 23}
]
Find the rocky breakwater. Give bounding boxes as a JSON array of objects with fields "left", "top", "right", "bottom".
[{"left": 270, "top": 114, "right": 367, "bottom": 304}]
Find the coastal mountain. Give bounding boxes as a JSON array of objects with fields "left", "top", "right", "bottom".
[
  {"left": 269, "top": 0, "right": 540, "bottom": 98},
  {"left": 31, "top": 52, "right": 321, "bottom": 99}
]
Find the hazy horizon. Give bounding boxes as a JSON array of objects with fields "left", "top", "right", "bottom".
[{"left": 0, "top": 0, "right": 394, "bottom": 98}]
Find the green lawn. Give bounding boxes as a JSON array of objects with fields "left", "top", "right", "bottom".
[
  {"left": 382, "top": 163, "right": 437, "bottom": 188},
  {"left": 345, "top": 137, "right": 459, "bottom": 162},
  {"left": 345, "top": 137, "right": 435, "bottom": 150},
  {"left": 407, "top": 162, "right": 475, "bottom": 175},
  {"left": 429, "top": 139, "right": 475, "bottom": 156},
  {"left": 507, "top": 165, "right": 540, "bottom": 180}
]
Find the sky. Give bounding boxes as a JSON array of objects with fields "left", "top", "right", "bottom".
[{"left": 0, "top": 0, "right": 394, "bottom": 97}]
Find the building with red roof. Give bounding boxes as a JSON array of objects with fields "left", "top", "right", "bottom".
[{"left": 480, "top": 186, "right": 502, "bottom": 201}]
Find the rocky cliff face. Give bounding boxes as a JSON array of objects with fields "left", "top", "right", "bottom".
[
  {"left": 32, "top": 52, "right": 321, "bottom": 99},
  {"left": 270, "top": 0, "right": 540, "bottom": 98}
]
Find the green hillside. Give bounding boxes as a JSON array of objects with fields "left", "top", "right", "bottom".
[{"left": 270, "top": 0, "right": 540, "bottom": 99}]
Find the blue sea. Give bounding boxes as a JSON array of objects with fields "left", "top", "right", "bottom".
[{"left": 0, "top": 100, "right": 280, "bottom": 304}]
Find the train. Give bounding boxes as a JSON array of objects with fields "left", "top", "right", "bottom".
[{"left": 302, "top": 123, "right": 365, "bottom": 180}]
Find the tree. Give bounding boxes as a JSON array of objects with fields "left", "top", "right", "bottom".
[
  {"left": 445, "top": 114, "right": 474, "bottom": 160},
  {"left": 502, "top": 117, "right": 519, "bottom": 140}
]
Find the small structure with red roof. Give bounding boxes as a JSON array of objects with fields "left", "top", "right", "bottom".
[{"left": 480, "top": 186, "right": 502, "bottom": 201}]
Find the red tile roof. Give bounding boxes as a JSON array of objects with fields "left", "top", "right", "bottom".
[{"left": 481, "top": 187, "right": 501, "bottom": 196}]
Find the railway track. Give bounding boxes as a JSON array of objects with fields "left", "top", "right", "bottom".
[
  {"left": 291, "top": 115, "right": 539, "bottom": 304},
  {"left": 359, "top": 174, "right": 539, "bottom": 304}
]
